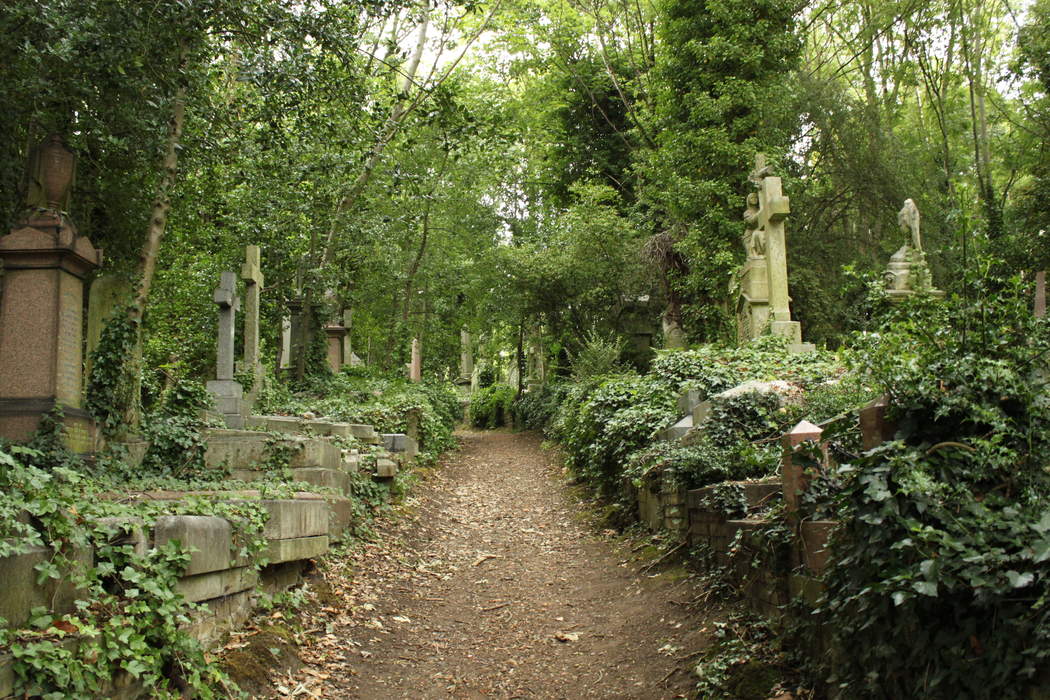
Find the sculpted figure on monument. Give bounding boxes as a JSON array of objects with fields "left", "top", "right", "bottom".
[
  {"left": 898, "top": 198, "right": 922, "bottom": 252},
  {"left": 742, "top": 192, "right": 766, "bottom": 258}
]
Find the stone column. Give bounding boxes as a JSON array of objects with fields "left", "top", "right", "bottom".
[
  {"left": 0, "top": 136, "right": 102, "bottom": 451},
  {"left": 341, "top": 309, "right": 355, "bottom": 366},
  {"left": 287, "top": 298, "right": 303, "bottom": 373},
  {"left": 409, "top": 338, "right": 422, "bottom": 383},
  {"left": 1036, "top": 271, "right": 1046, "bottom": 319},
  {"left": 206, "top": 272, "right": 245, "bottom": 428},
  {"left": 240, "top": 245, "right": 264, "bottom": 400},
  {"left": 279, "top": 317, "right": 292, "bottom": 369},
  {"left": 459, "top": 329, "right": 473, "bottom": 381}
]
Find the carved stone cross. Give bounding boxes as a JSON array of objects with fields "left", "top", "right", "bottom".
[
  {"left": 213, "top": 271, "right": 240, "bottom": 381},
  {"left": 240, "top": 245, "right": 264, "bottom": 393},
  {"left": 751, "top": 154, "right": 791, "bottom": 324}
]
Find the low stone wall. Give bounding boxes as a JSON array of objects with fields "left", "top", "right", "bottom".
[{"left": 0, "top": 414, "right": 412, "bottom": 699}]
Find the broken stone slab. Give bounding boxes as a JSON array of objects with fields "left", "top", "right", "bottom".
[
  {"left": 687, "top": 479, "right": 782, "bottom": 511},
  {"left": 692, "top": 400, "right": 712, "bottom": 426},
  {"left": 262, "top": 415, "right": 306, "bottom": 434},
  {"left": 347, "top": 423, "right": 379, "bottom": 441},
  {"left": 266, "top": 535, "right": 328, "bottom": 564},
  {"left": 375, "top": 458, "right": 398, "bottom": 479},
  {"left": 290, "top": 467, "right": 350, "bottom": 495},
  {"left": 153, "top": 515, "right": 238, "bottom": 576},
  {"left": 260, "top": 561, "right": 307, "bottom": 596},
  {"left": 381, "top": 433, "right": 419, "bottom": 458},
  {"left": 326, "top": 496, "right": 355, "bottom": 540},
  {"left": 659, "top": 414, "right": 693, "bottom": 442},
  {"left": 0, "top": 545, "right": 91, "bottom": 630},
  {"left": 253, "top": 499, "right": 329, "bottom": 540},
  {"left": 185, "top": 588, "right": 254, "bottom": 649},
  {"left": 677, "top": 388, "right": 704, "bottom": 415},
  {"left": 342, "top": 453, "right": 360, "bottom": 474},
  {"left": 176, "top": 566, "right": 258, "bottom": 603}
]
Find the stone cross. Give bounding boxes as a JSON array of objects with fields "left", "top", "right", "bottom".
[
  {"left": 213, "top": 271, "right": 240, "bottom": 381},
  {"left": 750, "top": 154, "right": 792, "bottom": 325},
  {"left": 410, "top": 338, "right": 422, "bottom": 383},
  {"left": 240, "top": 246, "right": 264, "bottom": 391}
]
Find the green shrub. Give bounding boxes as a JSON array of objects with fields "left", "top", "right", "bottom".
[
  {"left": 470, "top": 384, "right": 516, "bottom": 428},
  {"left": 625, "top": 438, "right": 779, "bottom": 491},
  {"left": 811, "top": 275, "right": 1050, "bottom": 699},
  {"left": 512, "top": 383, "right": 571, "bottom": 431}
]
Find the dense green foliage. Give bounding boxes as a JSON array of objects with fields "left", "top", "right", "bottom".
[
  {"left": 258, "top": 369, "right": 461, "bottom": 463},
  {"left": 809, "top": 279, "right": 1050, "bottom": 698},
  {"left": 469, "top": 384, "right": 516, "bottom": 429}
]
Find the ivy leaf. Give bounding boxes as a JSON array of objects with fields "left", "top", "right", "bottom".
[
  {"left": 892, "top": 591, "right": 910, "bottom": 606},
  {"left": 913, "top": 581, "right": 938, "bottom": 597},
  {"left": 1006, "top": 571, "right": 1034, "bottom": 589}
]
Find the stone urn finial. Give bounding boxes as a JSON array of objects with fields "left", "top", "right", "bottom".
[{"left": 25, "top": 134, "right": 76, "bottom": 215}]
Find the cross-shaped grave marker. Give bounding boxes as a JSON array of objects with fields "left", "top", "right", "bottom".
[
  {"left": 240, "top": 245, "right": 264, "bottom": 394},
  {"left": 213, "top": 271, "right": 241, "bottom": 381},
  {"left": 750, "top": 154, "right": 792, "bottom": 325}
]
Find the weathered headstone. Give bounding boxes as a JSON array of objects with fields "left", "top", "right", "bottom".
[
  {"left": 206, "top": 272, "right": 246, "bottom": 428},
  {"left": 0, "top": 135, "right": 102, "bottom": 450},
  {"left": 883, "top": 199, "right": 943, "bottom": 302},
  {"left": 287, "top": 298, "right": 303, "bottom": 374},
  {"left": 279, "top": 317, "right": 292, "bottom": 369},
  {"left": 459, "top": 328, "right": 473, "bottom": 381},
  {"left": 240, "top": 245, "right": 264, "bottom": 400},
  {"left": 85, "top": 274, "right": 132, "bottom": 379},
  {"left": 324, "top": 322, "right": 348, "bottom": 373},
  {"left": 736, "top": 154, "right": 811, "bottom": 351},
  {"left": 409, "top": 338, "right": 422, "bottom": 383}
]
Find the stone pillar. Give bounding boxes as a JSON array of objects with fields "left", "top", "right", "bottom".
[
  {"left": 324, "top": 323, "right": 348, "bottom": 373},
  {"left": 0, "top": 136, "right": 102, "bottom": 451},
  {"left": 279, "top": 317, "right": 292, "bottom": 369},
  {"left": 287, "top": 298, "right": 304, "bottom": 373},
  {"left": 1036, "top": 271, "right": 1046, "bottom": 319},
  {"left": 781, "top": 420, "right": 824, "bottom": 518},
  {"left": 459, "top": 328, "right": 473, "bottom": 381},
  {"left": 206, "top": 272, "right": 246, "bottom": 428},
  {"left": 341, "top": 309, "right": 354, "bottom": 366},
  {"left": 859, "top": 395, "right": 896, "bottom": 451},
  {"left": 240, "top": 245, "right": 264, "bottom": 400},
  {"left": 409, "top": 338, "right": 422, "bottom": 383}
]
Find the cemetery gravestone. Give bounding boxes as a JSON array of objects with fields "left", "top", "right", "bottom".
[
  {"left": 736, "top": 154, "right": 812, "bottom": 352},
  {"left": 240, "top": 245, "right": 264, "bottom": 400},
  {"left": 883, "top": 199, "right": 943, "bottom": 302},
  {"left": 207, "top": 271, "right": 247, "bottom": 428},
  {"left": 0, "top": 135, "right": 102, "bottom": 450}
]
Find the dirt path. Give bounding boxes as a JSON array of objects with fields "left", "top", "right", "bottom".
[{"left": 259, "top": 430, "right": 716, "bottom": 699}]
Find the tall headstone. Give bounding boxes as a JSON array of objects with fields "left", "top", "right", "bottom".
[
  {"left": 324, "top": 322, "right": 348, "bottom": 373},
  {"left": 409, "top": 338, "right": 422, "bottom": 383},
  {"left": 206, "top": 271, "right": 246, "bottom": 428},
  {"left": 341, "top": 309, "right": 363, "bottom": 366},
  {"left": 0, "top": 135, "right": 102, "bottom": 450},
  {"left": 736, "top": 154, "right": 812, "bottom": 351},
  {"left": 279, "top": 317, "right": 292, "bottom": 369},
  {"left": 85, "top": 275, "right": 132, "bottom": 380},
  {"left": 287, "top": 297, "right": 304, "bottom": 374},
  {"left": 240, "top": 245, "right": 264, "bottom": 400},
  {"left": 883, "top": 199, "right": 943, "bottom": 302}
]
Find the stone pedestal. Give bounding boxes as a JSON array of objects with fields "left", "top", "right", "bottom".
[
  {"left": 324, "top": 324, "right": 348, "bottom": 373},
  {"left": 0, "top": 213, "right": 102, "bottom": 450},
  {"left": 737, "top": 257, "right": 770, "bottom": 342},
  {"left": 884, "top": 246, "right": 944, "bottom": 303}
]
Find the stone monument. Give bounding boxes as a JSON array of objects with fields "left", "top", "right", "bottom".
[
  {"left": 206, "top": 271, "right": 247, "bottom": 428},
  {"left": 240, "top": 245, "right": 264, "bottom": 401},
  {"left": 0, "top": 135, "right": 102, "bottom": 450},
  {"left": 324, "top": 319, "right": 348, "bottom": 373},
  {"left": 409, "top": 338, "right": 422, "bottom": 383},
  {"left": 735, "top": 154, "right": 812, "bottom": 351},
  {"left": 883, "top": 199, "right": 943, "bottom": 302},
  {"left": 341, "top": 309, "right": 363, "bottom": 367}
]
